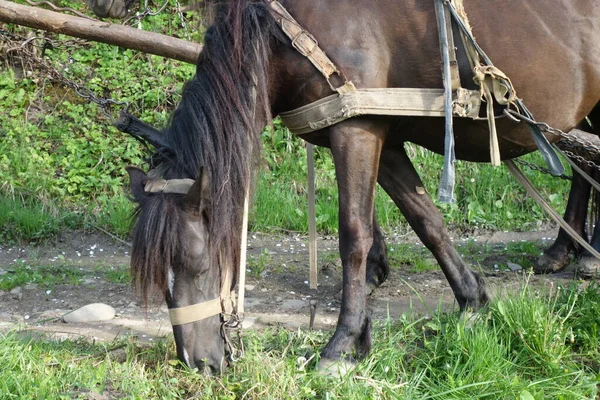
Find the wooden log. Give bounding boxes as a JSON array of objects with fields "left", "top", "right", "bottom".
[{"left": 0, "top": 0, "right": 202, "bottom": 64}]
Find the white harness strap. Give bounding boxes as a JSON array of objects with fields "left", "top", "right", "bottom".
[{"left": 169, "top": 297, "right": 222, "bottom": 325}]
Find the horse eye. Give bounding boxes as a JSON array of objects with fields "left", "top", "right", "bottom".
[{"left": 194, "top": 271, "right": 208, "bottom": 290}]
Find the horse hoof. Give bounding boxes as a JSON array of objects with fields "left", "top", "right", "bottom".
[
  {"left": 317, "top": 358, "right": 356, "bottom": 378},
  {"left": 460, "top": 310, "right": 482, "bottom": 329},
  {"left": 533, "top": 252, "right": 570, "bottom": 274},
  {"left": 575, "top": 256, "right": 600, "bottom": 279},
  {"left": 365, "top": 281, "right": 377, "bottom": 296}
]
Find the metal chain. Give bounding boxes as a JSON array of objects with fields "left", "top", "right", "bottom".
[
  {"left": 514, "top": 158, "right": 572, "bottom": 181},
  {"left": 221, "top": 316, "right": 244, "bottom": 362},
  {"left": 122, "top": 0, "right": 170, "bottom": 26},
  {"left": 1, "top": 28, "right": 128, "bottom": 123},
  {"left": 173, "top": 0, "right": 191, "bottom": 41},
  {"left": 504, "top": 109, "right": 600, "bottom": 157},
  {"left": 561, "top": 149, "right": 600, "bottom": 173},
  {"left": 503, "top": 108, "right": 600, "bottom": 176}
]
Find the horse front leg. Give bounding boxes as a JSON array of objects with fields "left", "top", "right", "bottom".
[
  {"left": 378, "top": 144, "right": 489, "bottom": 310},
  {"left": 319, "top": 119, "right": 385, "bottom": 373}
]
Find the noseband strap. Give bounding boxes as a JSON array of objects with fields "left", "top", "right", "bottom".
[
  {"left": 169, "top": 297, "right": 222, "bottom": 325},
  {"left": 144, "top": 178, "right": 195, "bottom": 194}
]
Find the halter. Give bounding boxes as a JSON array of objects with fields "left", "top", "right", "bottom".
[{"left": 144, "top": 177, "right": 249, "bottom": 359}]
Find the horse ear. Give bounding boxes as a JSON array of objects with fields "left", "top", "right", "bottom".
[
  {"left": 184, "top": 167, "right": 210, "bottom": 212},
  {"left": 126, "top": 166, "right": 148, "bottom": 203}
]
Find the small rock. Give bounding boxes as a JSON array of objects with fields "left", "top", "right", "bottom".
[
  {"left": 507, "top": 262, "right": 523, "bottom": 272},
  {"left": 261, "top": 288, "right": 268, "bottom": 292},
  {"left": 244, "top": 284, "right": 256, "bottom": 292},
  {"left": 24, "top": 284, "right": 37, "bottom": 290},
  {"left": 9, "top": 287, "right": 22, "bottom": 295},
  {"left": 241, "top": 317, "right": 256, "bottom": 329},
  {"left": 63, "top": 303, "right": 116, "bottom": 323},
  {"left": 0, "top": 312, "right": 12, "bottom": 322}
]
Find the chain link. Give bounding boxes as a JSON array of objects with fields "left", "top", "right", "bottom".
[
  {"left": 514, "top": 158, "right": 572, "bottom": 180},
  {"left": 122, "top": 0, "right": 170, "bottom": 27},
  {"left": 505, "top": 109, "right": 600, "bottom": 157},
  {"left": 173, "top": 0, "right": 191, "bottom": 41},
  {"left": 1, "top": 27, "right": 128, "bottom": 123}
]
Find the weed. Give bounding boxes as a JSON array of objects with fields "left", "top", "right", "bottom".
[
  {"left": 247, "top": 249, "right": 272, "bottom": 277},
  {"left": 101, "top": 265, "right": 131, "bottom": 284}
]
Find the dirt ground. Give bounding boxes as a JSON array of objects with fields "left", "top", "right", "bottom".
[{"left": 0, "top": 227, "right": 584, "bottom": 344}]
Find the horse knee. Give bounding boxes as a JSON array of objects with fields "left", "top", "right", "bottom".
[{"left": 340, "top": 227, "right": 373, "bottom": 268}]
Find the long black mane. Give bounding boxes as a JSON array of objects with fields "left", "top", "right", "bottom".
[{"left": 131, "top": 0, "right": 282, "bottom": 298}]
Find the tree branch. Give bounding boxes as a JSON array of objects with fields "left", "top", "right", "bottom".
[{"left": 0, "top": 0, "right": 202, "bottom": 64}]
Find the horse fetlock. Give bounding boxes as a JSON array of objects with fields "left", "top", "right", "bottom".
[
  {"left": 535, "top": 242, "right": 574, "bottom": 274},
  {"left": 456, "top": 271, "right": 489, "bottom": 311},
  {"left": 322, "top": 315, "right": 372, "bottom": 361},
  {"left": 575, "top": 255, "right": 600, "bottom": 279}
]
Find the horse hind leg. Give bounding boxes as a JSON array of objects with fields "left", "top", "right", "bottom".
[
  {"left": 366, "top": 213, "right": 390, "bottom": 294},
  {"left": 534, "top": 161, "right": 591, "bottom": 273},
  {"left": 377, "top": 144, "right": 489, "bottom": 311},
  {"left": 536, "top": 104, "right": 600, "bottom": 274},
  {"left": 572, "top": 104, "right": 600, "bottom": 278}
]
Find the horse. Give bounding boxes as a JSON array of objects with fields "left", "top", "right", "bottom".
[
  {"left": 122, "top": 0, "right": 600, "bottom": 373},
  {"left": 537, "top": 108, "right": 600, "bottom": 276}
]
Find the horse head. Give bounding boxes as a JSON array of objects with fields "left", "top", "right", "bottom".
[{"left": 126, "top": 166, "right": 230, "bottom": 374}]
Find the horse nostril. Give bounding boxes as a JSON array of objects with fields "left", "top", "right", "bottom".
[{"left": 196, "top": 359, "right": 221, "bottom": 375}]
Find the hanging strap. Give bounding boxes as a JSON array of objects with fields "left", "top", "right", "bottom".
[
  {"left": 434, "top": 0, "right": 456, "bottom": 203},
  {"left": 447, "top": 0, "right": 564, "bottom": 176}
]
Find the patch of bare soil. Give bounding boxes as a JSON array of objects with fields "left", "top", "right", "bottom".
[{"left": 0, "top": 227, "right": 582, "bottom": 343}]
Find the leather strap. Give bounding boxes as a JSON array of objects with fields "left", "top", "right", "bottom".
[
  {"left": 268, "top": 0, "right": 356, "bottom": 94},
  {"left": 169, "top": 297, "right": 222, "bottom": 325},
  {"left": 144, "top": 178, "right": 195, "bottom": 195},
  {"left": 279, "top": 87, "right": 480, "bottom": 135}
]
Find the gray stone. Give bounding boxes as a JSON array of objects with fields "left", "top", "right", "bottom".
[
  {"left": 0, "top": 312, "right": 13, "bottom": 322},
  {"left": 63, "top": 303, "right": 116, "bottom": 323},
  {"left": 507, "top": 262, "right": 523, "bottom": 272},
  {"left": 9, "top": 287, "right": 22, "bottom": 295},
  {"left": 244, "top": 284, "right": 256, "bottom": 292},
  {"left": 241, "top": 317, "right": 256, "bottom": 329}
]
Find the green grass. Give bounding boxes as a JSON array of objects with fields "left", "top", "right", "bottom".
[
  {"left": 0, "top": 197, "right": 61, "bottom": 242},
  {"left": 0, "top": 282, "right": 598, "bottom": 399},
  {"left": 101, "top": 265, "right": 131, "bottom": 284},
  {"left": 247, "top": 249, "right": 272, "bottom": 277},
  {"left": 0, "top": 263, "right": 85, "bottom": 291},
  {"left": 0, "top": 263, "right": 132, "bottom": 291}
]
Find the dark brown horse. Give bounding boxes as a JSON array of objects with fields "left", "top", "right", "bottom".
[
  {"left": 124, "top": 0, "right": 600, "bottom": 373},
  {"left": 537, "top": 107, "right": 600, "bottom": 276}
]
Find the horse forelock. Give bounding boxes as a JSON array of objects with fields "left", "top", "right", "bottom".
[
  {"left": 153, "top": 0, "right": 281, "bottom": 290},
  {"left": 130, "top": 195, "right": 183, "bottom": 304}
]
